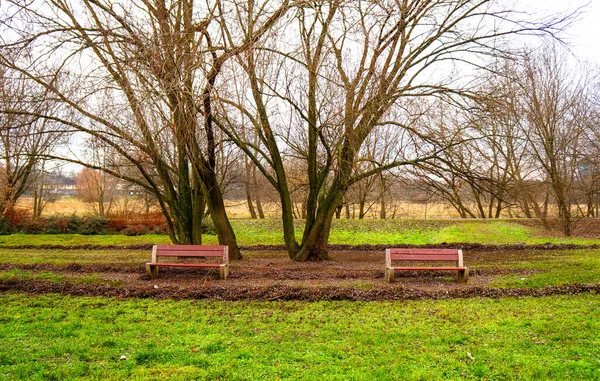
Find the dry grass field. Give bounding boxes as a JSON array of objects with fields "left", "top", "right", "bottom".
[
  {"left": 18, "top": 196, "right": 569, "bottom": 221},
  {"left": 17, "top": 196, "right": 461, "bottom": 219}
]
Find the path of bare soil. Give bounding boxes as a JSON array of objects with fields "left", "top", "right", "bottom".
[
  {"left": 2, "top": 242, "right": 599, "bottom": 251},
  {"left": 1, "top": 249, "right": 598, "bottom": 301}
]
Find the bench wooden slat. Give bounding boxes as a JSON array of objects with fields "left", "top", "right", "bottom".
[
  {"left": 389, "top": 249, "right": 459, "bottom": 255},
  {"left": 155, "top": 244, "right": 226, "bottom": 251},
  {"left": 393, "top": 267, "right": 466, "bottom": 271},
  {"left": 155, "top": 251, "right": 224, "bottom": 257},
  {"left": 149, "top": 263, "right": 221, "bottom": 268},
  {"left": 390, "top": 254, "right": 459, "bottom": 261}
]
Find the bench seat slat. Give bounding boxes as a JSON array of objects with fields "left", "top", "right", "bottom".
[
  {"left": 155, "top": 244, "right": 225, "bottom": 251},
  {"left": 389, "top": 249, "right": 459, "bottom": 255},
  {"left": 393, "top": 267, "right": 465, "bottom": 271},
  {"left": 390, "top": 254, "right": 458, "bottom": 261},
  {"left": 155, "top": 251, "right": 224, "bottom": 257},
  {"left": 148, "top": 263, "right": 221, "bottom": 268}
]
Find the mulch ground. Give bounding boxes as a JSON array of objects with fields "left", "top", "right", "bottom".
[{"left": 1, "top": 248, "right": 598, "bottom": 301}]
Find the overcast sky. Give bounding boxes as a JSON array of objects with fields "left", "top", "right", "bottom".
[{"left": 520, "top": 0, "right": 600, "bottom": 64}]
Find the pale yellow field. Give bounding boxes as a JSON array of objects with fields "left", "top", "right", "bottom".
[
  {"left": 18, "top": 196, "right": 545, "bottom": 219},
  {"left": 17, "top": 196, "right": 461, "bottom": 218},
  {"left": 17, "top": 197, "right": 159, "bottom": 217},
  {"left": 223, "top": 200, "right": 461, "bottom": 219}
]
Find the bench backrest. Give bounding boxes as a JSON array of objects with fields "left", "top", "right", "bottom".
[
  {"left": 152, "top": 245, "right": 228, "bottom": 264},
  {"left": 386, "top": 248, "right": 463, "bottom": 267}
]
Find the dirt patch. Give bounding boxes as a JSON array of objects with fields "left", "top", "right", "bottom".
[
  {"left": 0, "top": 261, "right": 535, "bottom": 278},
  {"left": 2, "top": 242, "right": 598, "bottom": 252},
  {"left": 572, "top": 219, "right": 600, "bottom": 238},
  {"left": 0, "top": 248, "right": 575, "bottom": 301},
  {"left": 1, "top": 279, "right": 598, "bottom": 301}
]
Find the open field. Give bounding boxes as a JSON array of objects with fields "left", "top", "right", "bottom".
[
  {"left": 17, "top": 197, "right": 466, "bottom": 219},
  {"left": 18, "top": 196, "right": 579, "bottom": 221},
  {"left": 2, "top": 218, "right": 600, "bottom": 248}
]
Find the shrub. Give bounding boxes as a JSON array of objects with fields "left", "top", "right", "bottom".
[
  {"left": 19, "top": 218, "right": 46, "bottom": 234},
  {"left": 67, "top": 215, "right": 83, "bottom": 233},
  {"left": 201, "top": 219, "right": 216, "bottom": 235},
  {"left": 0, "top": 216, "right": 13, "bottom": 235},
  {"left": 121, "top": 224, "right": 150, "bottom": 236},
  {"left": 152, "top": 223, "right": 169, "bottom": 234},
  {"left": 106, "top": 211, "right": 166, "bottom": 233},
  {"left": 77, "top": 216, "right": 108, "bottom": 235},
  {"left": 44, "top": 216, "right": 69, "bottom": 234},
  {"left": 3, "top": 207, "right": 30, "bottom": 226}
]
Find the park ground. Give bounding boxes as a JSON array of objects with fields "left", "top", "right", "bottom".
[{"left": 0, "top": 218, "right": 599, "bottom": 379}]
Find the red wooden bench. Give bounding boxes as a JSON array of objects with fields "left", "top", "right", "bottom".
[
  {"left": 145, "top": 245, "right": 229, "bottom": 280},
  {"left": 385, "top": 248, "right": 469, "bottom": 283}
]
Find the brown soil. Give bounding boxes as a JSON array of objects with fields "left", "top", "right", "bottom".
[
  {"left": 1, "top": 249, "right": 597, "bottom": 301},
  {"left": 572, "top": 218, "right": 600, "bottom": 238},
  {"left": 2, "top": 242, "right": 598, "bottom": 251}
]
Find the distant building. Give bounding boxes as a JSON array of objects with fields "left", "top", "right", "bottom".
[{"left": 45, "top": 175, "right": 78, "bottom": 195}]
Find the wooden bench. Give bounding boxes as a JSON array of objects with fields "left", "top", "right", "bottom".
[
  {"left": 385, "top": 248, "right": 469, "bottom": 283},
  {"left": 146, "top": 245, "right": 229, "bottom": 280}
]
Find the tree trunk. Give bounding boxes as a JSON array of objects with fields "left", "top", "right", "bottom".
[
  {"left": 521, "top": 197, "right": 533, "bottom": 218},
  {"left": 294, "top": 188, "right": 345, "bottom": 261},
  {"left": 335, "top": 204, "right": 342, "bottom": 219},
  {"left": 252, "top": 165, "right": 265, "bottom": 219},
  {"left": 201, "top": 171, "right": 241, "bottom": 259},
  {"left": 245, "top": 160, "right": 257, "bottom": 219},
  {"left": 191, "top": 178, "right": 205, "bottom": 245}
]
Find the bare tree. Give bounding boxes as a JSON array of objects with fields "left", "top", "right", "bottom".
[
  {"left": 0, "top": 66, "right": 62, "bottom": 217},
  {"left": 216, "top": 0, "right": 568, "bottom": 260},
  {"left": 1, "top": 0, "right": 296, "bottom": 258},
  {"left": 76, "top": 168, "right": 118, "bottom": 218},
  {"left": 30, "top": 160, "right": 62, "bottom": 218},
  {"left": 519, "top": 44, "right": 592, "bottom": 235}
]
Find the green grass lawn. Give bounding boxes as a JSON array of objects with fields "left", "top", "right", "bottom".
[
  {"left": 0, "top": 293, "right": 598, "bottom": 380},
  {"left": 482, "top": 249, "right": 600, "bottom": 288},
  {"left": 1, "top": 219, "right": 599, "bottom": 247},
  {"left": 1, "top": 221, "right": 599, "bottom": 380},
  {"left": 0, "top": 248, "right": 148, "bottom": 266}
]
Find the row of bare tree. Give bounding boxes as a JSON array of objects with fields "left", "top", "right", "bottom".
[
  {"left": 407, "top": 47, "right": 599, "bottom": 236},
  {"left": 0, "top": 0, "right": 594, "bottom": 260}
]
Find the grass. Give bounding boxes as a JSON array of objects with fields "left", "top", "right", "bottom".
[
  {"left": 484, "top": 249, "right": 600, "bottom": 288},
  {"left": 2, "top": 218, "right": 600, "bottom": 247},
  {"left": 0, "top": 234, "right": 172, "bottom": 247},
  {"left": 0, "top": 269, "right": 124, "bottom": 287},
  {"left": 1, "top": 221, "right": 599, "bottom": 379},
  {"left": 0, "top": 249, "right": 148, "bottom": 265},
  {"left": 0, "top": 293, "right": 598, "bottom": 380}
]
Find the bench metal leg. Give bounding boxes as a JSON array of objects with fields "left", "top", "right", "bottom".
[
  {"left": 457, "top": 267, "right": 469, "bottom": 284},
  {"left": 385, "top": 267, "right": 395, "bottom": 283},
  {"left": 146, "top": 264, "right": 158, "bottom": 279},
  {"left": 219, "top": 264, "right": 229, "bottom": 280}
]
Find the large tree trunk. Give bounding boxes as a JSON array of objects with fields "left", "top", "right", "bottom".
[
  {"left": 293, "top": 185, "right": 345, "bottom": 261},
  {"left": 202, "top": 171, "right": 242, "bottom": 259},
  {"left": 294, "top": 196, "right": 341, "bottom": 261}
]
